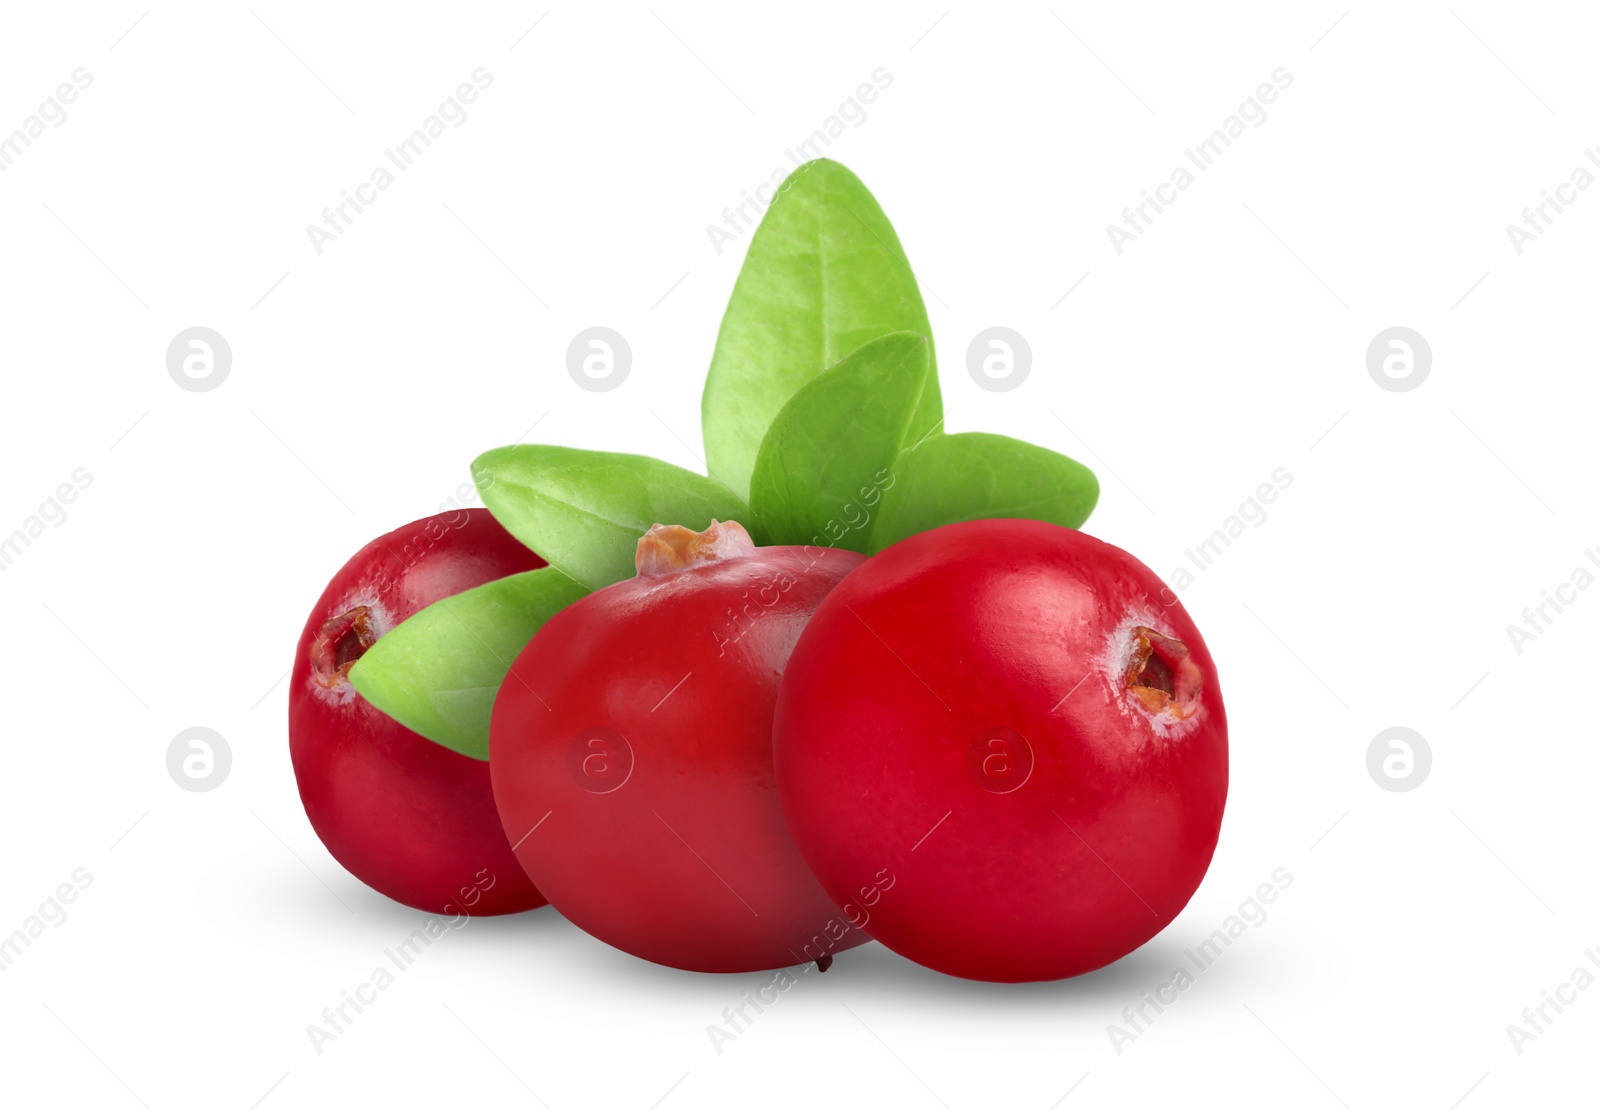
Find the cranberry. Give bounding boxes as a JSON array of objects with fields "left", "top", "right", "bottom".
[
  {"left": 289, "top": 510, "right": 548, "bottom": 915},
  {"left": 773, "top": 518, "right": 1228, "bottom": 982},
  {"left": 490, "top": 521, "right": 869, "bottom": 972}
]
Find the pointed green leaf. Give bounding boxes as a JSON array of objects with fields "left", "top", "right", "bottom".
[
  {"left": 348, "top": 567, "right": 587, "bottom": 759},
  {"left": 703, "top": 159, "right": 942, "bottom": 502},
  {"left": 473, "top": 445, "right": 754, "bottom": 589},
  {"left": 748, "top": 332, "right": 931, "bottom": 548},
  {"left": 869, "top": 433, "right": 1100, "bottom": 552}
]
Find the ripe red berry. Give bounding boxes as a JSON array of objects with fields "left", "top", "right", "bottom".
[
  {"left": 773, "top": 518, "right": 1228, "bottom": 982},
  {"left": 289, "top": 510, "right": 548, "bottom": 915},
  {"left": 490, "top": 521, "right": 869, "bottom": 973}
]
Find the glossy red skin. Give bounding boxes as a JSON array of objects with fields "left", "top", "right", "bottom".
[
  {"left": 289, "top": 510, "right": 547, "bottom": 915},
  {"left": 773, "top": 519, "right": 1228, "bottom": 983},
  {"left": 491, "top": 544, "right": 869, "bottom": 973}
]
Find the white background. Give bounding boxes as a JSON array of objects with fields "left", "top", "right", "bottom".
[{"left": 0, "top": 2, "right": 1593, "bottom": 1115}]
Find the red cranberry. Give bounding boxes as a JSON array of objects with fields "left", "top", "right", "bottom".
[
  {"left": 491, "top": 521, "right": 869, "bottom": 972},
  {"left": 289, "top": 510, "right": 547, "bottom": 915},
  {"left": 773, "top": 518, "right": 1228, "bottom": 982}
]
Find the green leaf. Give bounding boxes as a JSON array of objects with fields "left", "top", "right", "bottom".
[
  {"left": 473, "top": 445, "right": 754, "bottom": 589},
  {"left": 869, "top": 432, "right": 1100, "bottom": 552},
  {"left": 748, "top": 332, "right": 932, "bottom": 548},
  {"left": 702, "top": 159, "right": 942, "bottom": 503},
  {"left": 348, "top": 567, "right": 586, "bottom": 760}
]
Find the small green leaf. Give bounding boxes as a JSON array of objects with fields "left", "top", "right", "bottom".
[
  {"left": 748, "top": 332, "right": 932, "bottom": 548},
  {"left": 703, "top": 159, "right": 942, "bottom": 503},
  {"left": 473, "top": 445, "right": 754, "bottom": 589},
  {"left": 348, "top": 567, "right": 586, "bottom": 760},
  {"left": 869, "top": 432, "right": 1100, "bottom": 552}
]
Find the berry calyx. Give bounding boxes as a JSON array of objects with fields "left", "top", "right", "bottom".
[
  {"left": 1123, "top": 626, "right": 1203, "bottom": 721},
  {"left": 310, "top": 606, "right": 382, "bottom": 691},
  {"left": 634, "top": 519, "right": 756, "bottom": 576}
]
